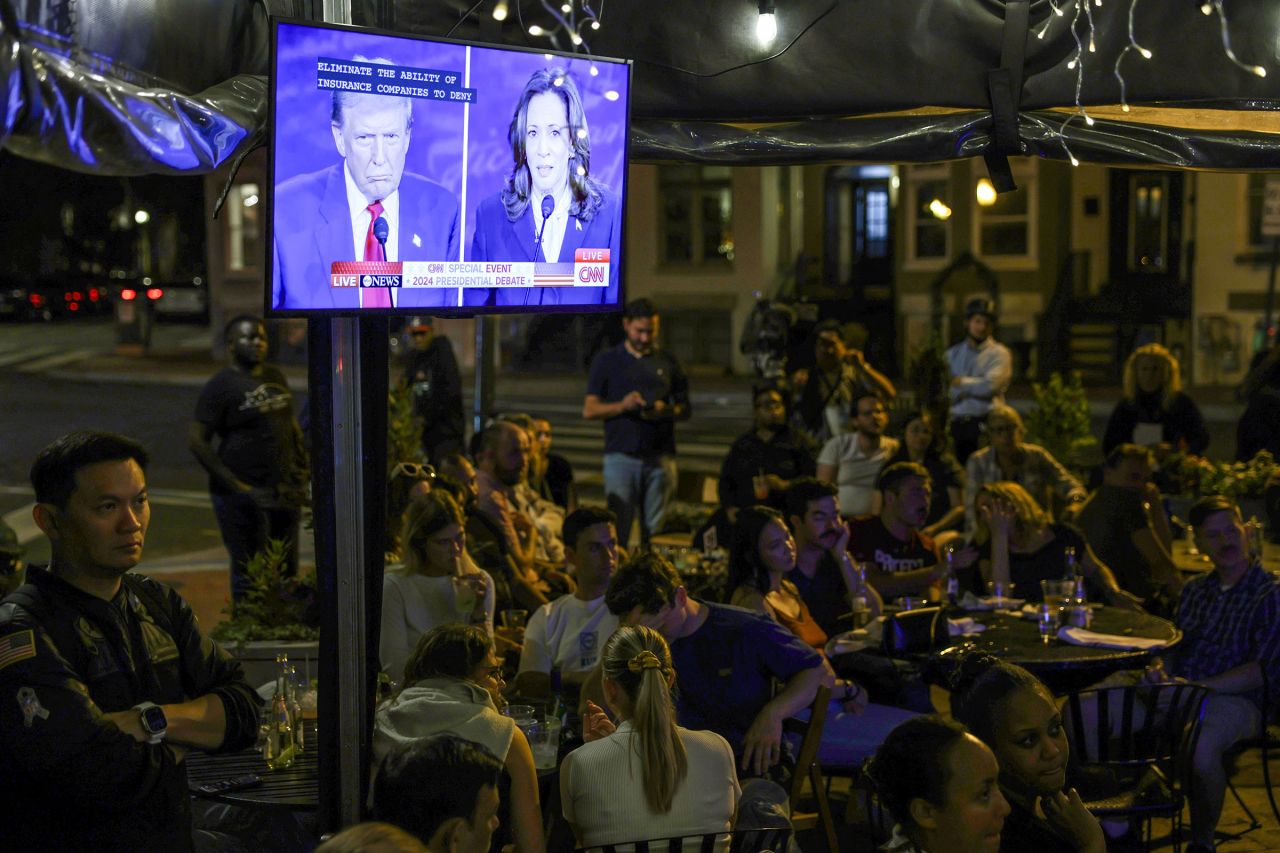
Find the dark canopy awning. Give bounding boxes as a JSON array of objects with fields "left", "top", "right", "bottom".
[{"left": 2, "top": 0, "right": 1279, "bottom": 174}]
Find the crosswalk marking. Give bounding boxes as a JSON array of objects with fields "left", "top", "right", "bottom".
[
  {"left": 16, "top": 348, "right": 98, "bottom": 373},
  {"left": 0, "top": 344, "right": 63, "bottom": 368}
]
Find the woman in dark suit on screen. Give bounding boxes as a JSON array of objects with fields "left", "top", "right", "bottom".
[{"left": 465, "top": 68, "right": 621, "bottom": 307}]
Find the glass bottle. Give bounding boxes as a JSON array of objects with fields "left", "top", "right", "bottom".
[
  {"left": 944, "top": 545, "right": 960, "bottom": 609},
  {"left": 850, "top": 561, "right": 871, "bottom": 629},
  {"left": 266, "top": 655, "right": 295, "bottom": 769},
  {"left": 287, "top": 664, "right": 305, "bottom": 753}
]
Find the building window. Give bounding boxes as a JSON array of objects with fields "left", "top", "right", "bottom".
[
  {"left": 1243, "top": 173, "right": 1280, "bottom": 250},
  {"left": 905, "top": 165, "right": 951, "bottom": 269},
  {"left": 658, "top": 166, "right": 733, "bottom": 266},
  {"left": 227, "top": 183, "right": 262, "bottom": 271},
  {"left": 972, "top": 161, "right": 1038, "bottom": 269},
  {"left": 1127, "top": 173, "right": 1168, "bottom": 273}
]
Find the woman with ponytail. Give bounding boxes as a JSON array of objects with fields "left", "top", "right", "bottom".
[{"left": 560, "top": 626, "right": 740, "bottom": 848}]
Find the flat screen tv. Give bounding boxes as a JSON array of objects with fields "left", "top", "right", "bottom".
[{"left": 266, "top": 19, "right": 631, "bottom": 316}]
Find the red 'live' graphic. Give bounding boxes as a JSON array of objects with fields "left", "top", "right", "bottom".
[{"left": 574, "top": 248, "right": 610, "bottom": 263}]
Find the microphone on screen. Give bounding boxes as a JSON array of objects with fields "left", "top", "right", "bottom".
[
  {"left": 533, "top": 194, "right": 555, "bottom": 262},
  {"left": 373, "top": 216, "right": 389, "bottom": 249}
]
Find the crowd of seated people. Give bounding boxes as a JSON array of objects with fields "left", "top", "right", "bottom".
[{"left": 356, "top": 334, "right": 1276, "bottom": 853}]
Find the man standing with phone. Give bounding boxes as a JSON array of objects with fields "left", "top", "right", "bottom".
[{"left": 583, "top": 299, "right": 691, "bottom": 547}]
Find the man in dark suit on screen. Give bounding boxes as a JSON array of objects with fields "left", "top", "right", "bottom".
[{"left": 272, "top": 58, "right": 460, "bottom": 311}]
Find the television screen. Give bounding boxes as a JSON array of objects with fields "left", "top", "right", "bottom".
[{"left": 266, "top": 19, "right": 631, "bottom": 316}]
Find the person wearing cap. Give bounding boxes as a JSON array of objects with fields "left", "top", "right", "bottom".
[
  {"left": 0, "top": 518, "right": 26, "bottom": 599},
  {"left": 404, "top": 316, "right": 465, "bottom": 465},
  {"left": 946, "top": 298, "right": 1013, "bottom": 464}
]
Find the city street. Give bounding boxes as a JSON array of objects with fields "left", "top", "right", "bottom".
[{"left": 0, "top": 316, "right": 1249, "bottom": 628}]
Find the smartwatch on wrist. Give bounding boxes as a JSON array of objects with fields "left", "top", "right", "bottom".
[{"left": 135, "top": 701, "right": 168, "bottom": 744}]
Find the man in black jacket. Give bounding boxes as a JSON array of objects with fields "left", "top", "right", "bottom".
[{"left": 0, "top": 431, "right": 260, "bottom": 852}]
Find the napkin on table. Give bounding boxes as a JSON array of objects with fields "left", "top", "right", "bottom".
[{"left": 1056, "top": 626, "right": 1168, "bottom": 650}]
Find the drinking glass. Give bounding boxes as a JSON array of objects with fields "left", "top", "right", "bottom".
[
  {"left": 1037, "top": 603, "right": 1057, "bottom": 644},
  {"left": 501, "top": 609, "right": 528, "bottom": 632},
  {"left": 752, "top": 471, "right": 770, "bottom": 501},
  {"left": 452, "top": 575, "right": 479, "bottom": 617},
  {"left": 1040, "top": 579, "right": 1075, "bottom": 622},
  {"left": 527, "top": 716, "right": 562, "bottom": 770},
  {"left": 986, "top": 580, "right": 1016, "bottom": 603}
]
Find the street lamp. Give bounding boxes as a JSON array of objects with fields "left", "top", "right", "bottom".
[{"left": 134, "top": 209, "right": 150, "bottom": 225}]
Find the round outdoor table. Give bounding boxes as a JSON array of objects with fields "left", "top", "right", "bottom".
[
  {"left": 186, "top": 720, "right": 318, "bottom": 811},
  {"left": 956, "top": 607, "right": 1181, "bottom": 694}
]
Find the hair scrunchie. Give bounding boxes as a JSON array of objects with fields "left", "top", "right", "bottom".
[{"left": 627, "top": 650, "right": 663, "bottom": 673}]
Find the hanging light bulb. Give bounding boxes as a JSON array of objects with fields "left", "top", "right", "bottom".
[
  {"left": 976, "top": 178, "right": 998, "bottom": 207},
  {"left": 928, "top": 199, "right": 952, "bottom": 220},
  {"left": 756, "top": 0, "right": 777, "bottom": 46},
  {"left": 493, "top": 1, "right": 508, "bottom": 21}
]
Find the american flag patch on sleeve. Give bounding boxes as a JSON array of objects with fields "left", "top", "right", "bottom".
[{"left": 0, "top": 630, "right": 35, "bottom": 671}]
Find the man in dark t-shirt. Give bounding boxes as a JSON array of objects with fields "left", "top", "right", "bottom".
[
  {"left": 848, "top": 462, "right": 943, "bottom": 599},
  {"left": 719, "top": 386, "right": 816, "bottom": 518},
  {"left": 583, "top": 299, "right": 690, "bottom": 546},
  {"left": 189, "top": 316, "right": 308, "bottom": 600},
  {"left": 1076, "top": 443, "right": 1183, "bottom": 606},
  {"left": 783, "top": 477, "right": 883, "bottom": 637},
  {"left": 604, "top": 552, "right": 825, "bottom": 778}
]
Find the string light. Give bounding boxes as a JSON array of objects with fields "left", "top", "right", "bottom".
[
  {"left": 757, "top": 0, "right": 778, "bottom": 47},
  {"left": 928, "top": 199, "right": 952, "bottom": 220},
  {"left": 493, "top": 1, "right": 508, "bottom": 21},
  {"left": 528, "top": 24, "right": 545, "bottom": 35},
  {"left": 1113, "top": 0, "right": 1153, "bottom": 113},
  {"left": 976, "top": 178, "right": 998, "bottom": 206},
  {"left": 1211, "top": 0, "right": 1267, "bottom": 76}
]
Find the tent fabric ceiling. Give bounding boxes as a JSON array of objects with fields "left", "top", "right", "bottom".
[{"left": 2, "top": 0, "right": 1279, "bottom": 175}]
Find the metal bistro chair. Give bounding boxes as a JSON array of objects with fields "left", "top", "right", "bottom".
[
  {"left": 1223, "top": 668, "right": 1280, "bottom": 837},
  {"left": 1063, "top": 682, "right": 1211, "bottom": 853},
  {"left": 574, "top": 827, "right": 792, "bottom": 853},
  {"left": 781, "top": 685, "right": 839, "bottom": 853}
]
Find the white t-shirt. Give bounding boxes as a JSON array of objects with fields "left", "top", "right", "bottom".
[
  {"left": 518, "top": 594, "right": 619, "bottom": 676},
  {"left": 561, "top": 722, "right": 740, "bottom": 849},
  {"left": 379, "top": 563, "right": 496, "bottom": 683},
  {"left": 817, "top": 434, "right": 899, "bottom": 517}
]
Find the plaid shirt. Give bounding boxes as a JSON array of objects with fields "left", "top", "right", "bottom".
[
  {"left": 1172, "top": 562, "right": 1280, "bottom": 709},
  {"left": 963, "top": 442, "right": 1086, "bottom": 534}
]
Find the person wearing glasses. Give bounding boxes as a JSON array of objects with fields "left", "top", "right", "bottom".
[
  {"left": 385, "top": 461, "right": 436, "bottom": 559},
  {"left": 963, "top": 404, "right": 1084, "bottom": 536},
  {"left": 0, "top": 518, "right": 27, "bottom": 599},
  {"left": 373, "top": 624, "right": 544, "bottom": 853},
  {"left": 404, "top": 317, "right": 465, "bottom": 465}
]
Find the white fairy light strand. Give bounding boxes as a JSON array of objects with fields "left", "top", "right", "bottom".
[
  {"left": 1083, "top": 0, "right": 1098, "bottom": 54},
  {"left": 1113, "top": 0, "right": 1153, "bottom": 113},
  {"left": 1211, "top": 0, "right": 1267, "bottom": 77}
]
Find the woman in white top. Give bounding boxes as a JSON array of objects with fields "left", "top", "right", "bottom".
[
  {"left": 373, "top": 624, "right": 544, "bottom": 853},
  {"left": 562, "top": 626, "right": 740, "bottom": 849},
  {"left": 380, "top": 491, "right": 495, "bottom": 684}
]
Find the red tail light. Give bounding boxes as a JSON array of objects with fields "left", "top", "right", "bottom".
[
  {"left": 88, "top": 288, "right": 100, "bottom": 302},
  {"left": 29, "top": 294, "right": 44, "bottom": 307},
  {"left": 120, "top": 289, "right": 137, "bottom": 301},
  {"left": 146, "top": 288, "right": 164, "bottom": 300}
]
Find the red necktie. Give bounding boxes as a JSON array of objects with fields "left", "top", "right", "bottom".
[{"left": 362, "top": 200, "right": 391, "bottom": 308}]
